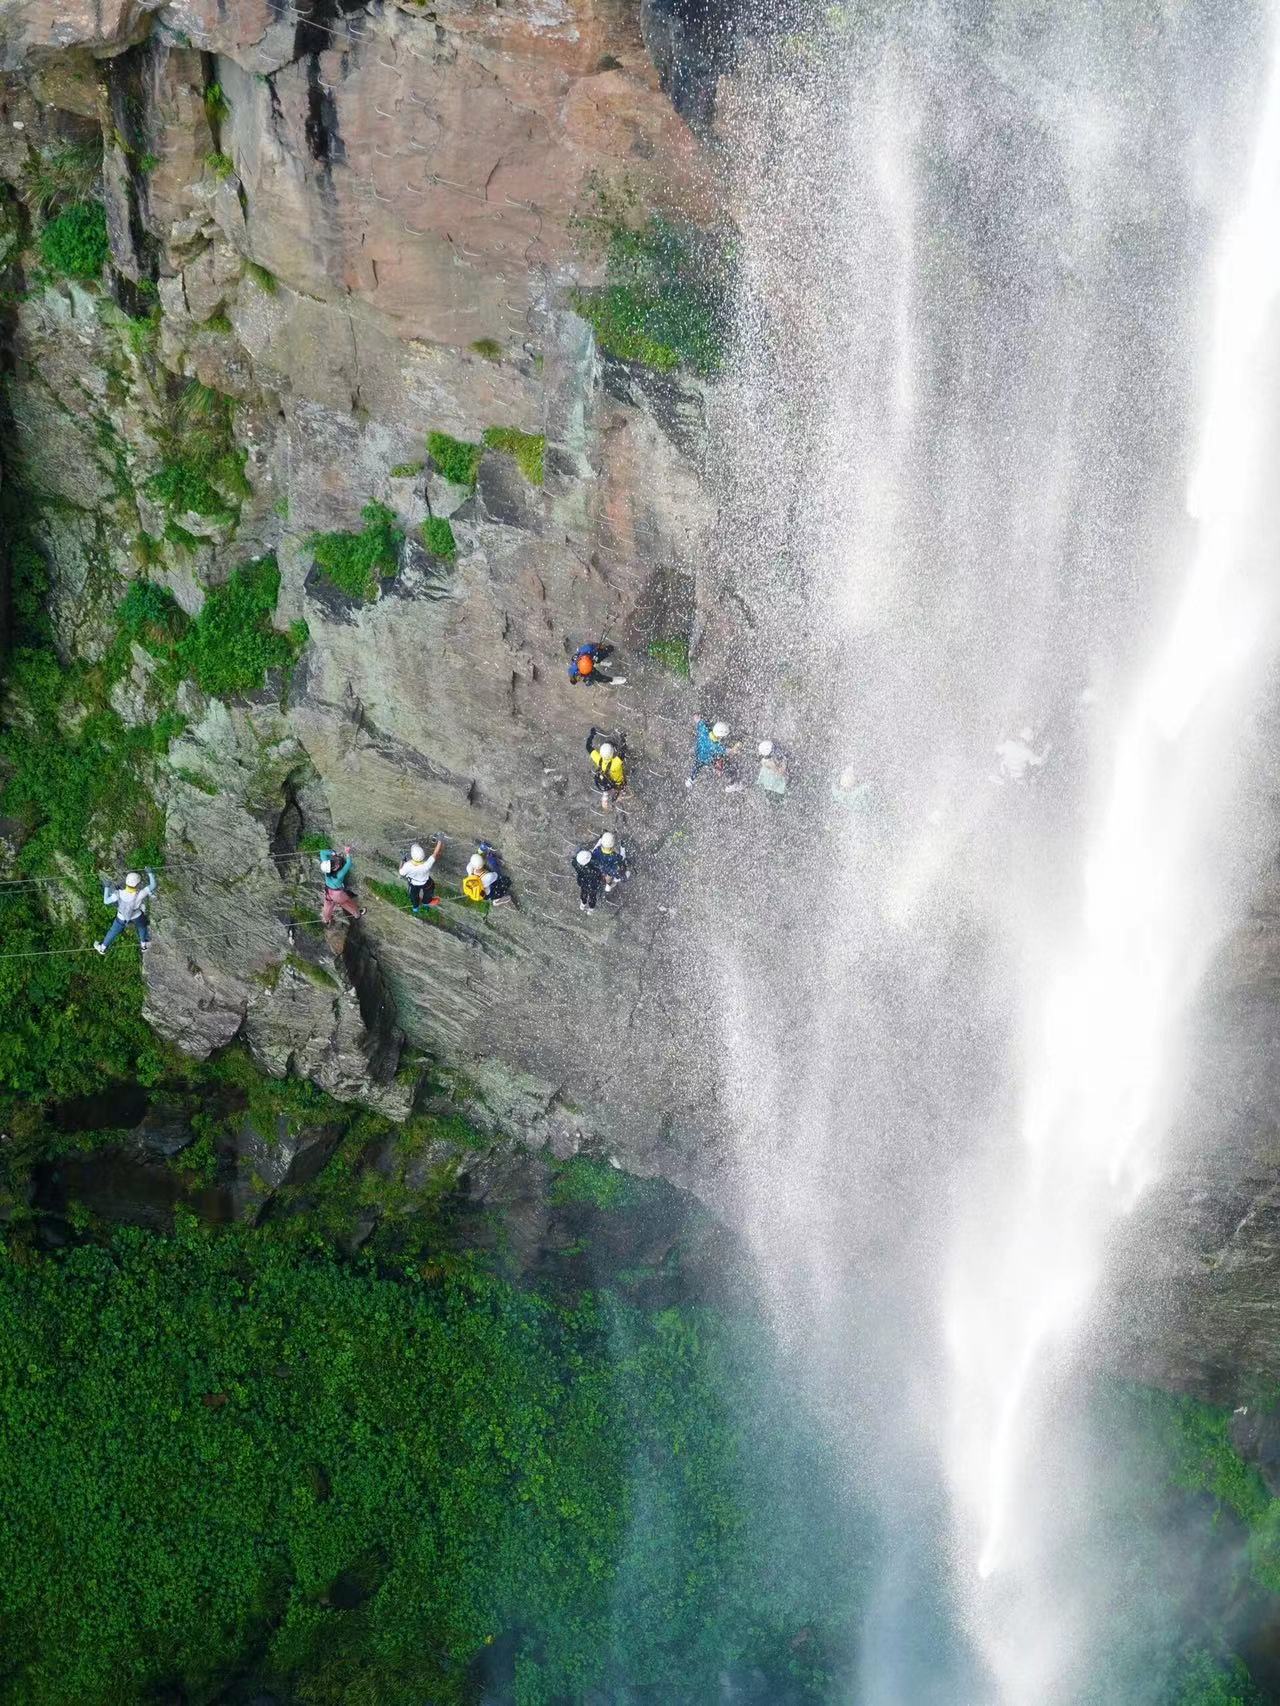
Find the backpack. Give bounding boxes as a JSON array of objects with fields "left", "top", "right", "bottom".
[{"left": 462, "top": 872, "right": 488, "bottom": 903}]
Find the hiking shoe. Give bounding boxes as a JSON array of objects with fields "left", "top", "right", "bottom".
[
  {"left": 685, "top": 777, "right": 694, "bottom": 789},
  {"left": 93, "top": 941, "right": 106, "bottom": 955},
  {"left": 140, "top": 940, "right": 151, "bottom": 952}
]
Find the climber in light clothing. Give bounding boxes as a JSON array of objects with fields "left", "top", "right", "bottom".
[
  {"left": 991, "top": 727, "right": 1051, "bottom": 786},
  {"left": 755, "top": 739, "right": 788, "bottom": 797},
  {"left": 95, "top": 869, "right": 157, "bottom": 954},
  {"left": 399, "top": 838, "right": 444, "bottom": 912},
  {"left": 318, "top": 845, "right": 363, "bottom": 923}
]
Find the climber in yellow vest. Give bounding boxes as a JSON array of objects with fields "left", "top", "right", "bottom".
[
  {"left": 462, "top": 843, "right": 514, "bottom": 906},
  {"left": 586, "top": 725, "right": 626, "bottom": 810}
]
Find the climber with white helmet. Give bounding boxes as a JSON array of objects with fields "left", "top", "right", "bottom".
[
  {"left": 573, "top": 848, "right": 604, "bottom": 912},
  {"left": 991, "top": 727, "right": 1050, "bottom": 786},
  {"left": 755, "top": 739, "right": 789, "bottom": 797},
  {"left": 318, "top": 845, "right": 363, "bottom": 924},
  {"left": 568, "top": 641, "right": 627, "bottom": 688},
  {"left": 462, "top": 842, "right": 513, "bottom": 907},
  {"left": 399, "top": 837, "right": 444, "bottom": 913},
  {"left": 688, "top": 718, "right": 741, "bottom": 791},
  {"left": 586, "top": 725, "right": 627, "bottom": 811},
  {"left": 95, "top": 868, "right": 157, "bottom": 955},
  {"left": 831, "top": 767, "right": 876, "bottom": 811},
  {"left": 591, "top": 831, "right": 629, "bottom": 893}
]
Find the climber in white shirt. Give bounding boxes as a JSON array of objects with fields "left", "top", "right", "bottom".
[
  {"left": 95, "top": 869, "right": 157, "bottom": 954},
  {"left": 399, "top": 838, "right": 444, "bottom": 913},
  {"left": 991, "top": 727, "right": 1050, "bottom": 786}
]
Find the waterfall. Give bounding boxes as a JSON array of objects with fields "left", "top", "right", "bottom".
[{"left": 697, "top": 1, "right": 1280, "bottom": 1698}]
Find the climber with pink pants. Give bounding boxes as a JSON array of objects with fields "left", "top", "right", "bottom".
[{"left": 318, "top": 846, "right": 363, "bottom": 923}]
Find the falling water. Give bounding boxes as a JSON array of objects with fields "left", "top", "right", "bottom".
[{"left": 688, "top": 1, "right": 1280, "bottom": 1699}]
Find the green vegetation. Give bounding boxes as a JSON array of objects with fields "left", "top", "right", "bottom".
[
  {"left": 179, "top": 556, "right": 302, "bottom": 697},
  {"left": 390, "top": 460, "right": 424, "bottom": 478},
  {"left": 145, "top": 380, "right": 249, "bottom": 524},
  {"left": 548, "top": 1153, "right": 660, "bottom": 1212},
  {"left": 203, "top": 82, "right": 230, "bottom": 124},
  {"left": 470, "top": 337, "right": 502, "bottom": 360},
  {"left": 427, "top": 429, "right": 481, "bottom": 487},
  {"left": 39, "top": 200, "right": 109, "bottom": 281},
  {"left": 0, "top": 1214, "right": 862, "bottom": 1706},
  {"left": 647, "top": 635, "right": 691, "bottom": 677},
  {"left": 482, "top": 425, "right": 545, "bottom": 484},
  {"left": 123, "top": 305, "right": 161, "bottom": 356},
  {"left": 24, "top": 139, "right": 103, "bottom": 214},
  {"left": 571, "top": 212, "right": 729, "bottom": 375},
  {"left": 307, "top": 501, "right": 403, "bottom": 602},
  {"left": 138, "top": 151, "right": 160, "bottom": 175},
  {"left": 203, "top": 309, "right": 233, "bottom": 335},
  {"left": 114, "top": 557, "right": 305, "bottom": 700},
  {"left": 1117, "top": 1384, "right": 1280, "bottom": 1592},
  {"left": 420, "top": 515, "right": 456, "bottom": 559},
  {"left": 245, "top": 260, "right": 278, "bottom": 294},
  {"left": 205, "top": 150, "right": 236, "bottom": 182}
]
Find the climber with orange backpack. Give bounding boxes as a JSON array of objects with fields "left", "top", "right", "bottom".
[
  {"left": 462, "top": 842, "right": 514, "bottom": 907},
  {"left": 568, "top": 642, "right": 626, "bottom": 687}
]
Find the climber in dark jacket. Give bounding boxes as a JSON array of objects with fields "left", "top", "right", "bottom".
[
  {"left": 573, "top": 849, "right": 604, "bottom": 911},
  {"left": 568, "top": 642, "right": 626, "bottom": 687},
  {"left": 591, "top": 832, "right": 629, "bottom": 893}
]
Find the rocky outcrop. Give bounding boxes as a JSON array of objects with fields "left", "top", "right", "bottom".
[{"left": 0, "top": 0, "right": 727, "bottom": 1179}]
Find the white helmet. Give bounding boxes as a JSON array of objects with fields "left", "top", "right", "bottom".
[
  {"left": 125, "top": 871, "right": 141, "bottom": 889},
  {"left": 600, "top": 832, "right": 616, "bottom": 851},
  {"left": 839, "top": 768, "right": 857, "bottom": 791},
  {"left": 576, "top": 849, "right": 592, "bottom": 866},
  {"left": 599, "top": 742, "right": 614, "bottom": 760},
  {"left": 758, "top": 740, "right": 773, "bottom": 757},
  {"left": 410, "top": 843, "right": 425, "bottom": 861},
  {"left": 319, "top": 857, "right": 332, "bottom": 875},
  {"left": 711, "top": 721, "right": 730, "bottom": 741},
  {"left": 466, "top": 853, "right": 484, "bottom": 876}
]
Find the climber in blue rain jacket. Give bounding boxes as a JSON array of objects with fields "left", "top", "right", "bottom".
[{"left": 687, "top": 718, "right": 741, "bottom": 790}]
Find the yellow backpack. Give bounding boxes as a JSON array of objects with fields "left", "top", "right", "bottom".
[{"left": 462, "top": 872, "right": 487, "bottom": 903}]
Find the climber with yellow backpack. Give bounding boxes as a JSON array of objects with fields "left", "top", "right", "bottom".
[
  {"left": 462, "top": 842, "right": 514, "bottom": 907},
  {"left": 586, "top": 725, "right": 627, "bottom": 811}
]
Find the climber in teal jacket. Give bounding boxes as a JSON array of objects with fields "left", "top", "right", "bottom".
[{"left": 318, "top": 846, "right": 362, "bottom": 923}]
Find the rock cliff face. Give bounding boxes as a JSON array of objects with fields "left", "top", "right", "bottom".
[{"left": 0, "top": 0, "right": 729, "bottom": 1179}]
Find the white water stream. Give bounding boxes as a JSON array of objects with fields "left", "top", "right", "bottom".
[{"left": 697, "top": 3, "right": 1280, "bottom": 1699}]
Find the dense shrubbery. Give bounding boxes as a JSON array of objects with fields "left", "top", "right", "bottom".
[
  {"left": 0, "top": 1221, "right": 863, "bottom": 1706},
  {"left": 38, "top": 199, "right": 109, "bottom": 280},
  {"left": 178, "top": 556, "right": 305, "bottom": 696},
  {"left": 0, "top": 527, "right": 305, "bottom": 1121},
  {"left": 308, "top": 501, "right": 403, "bottom": 601}
]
